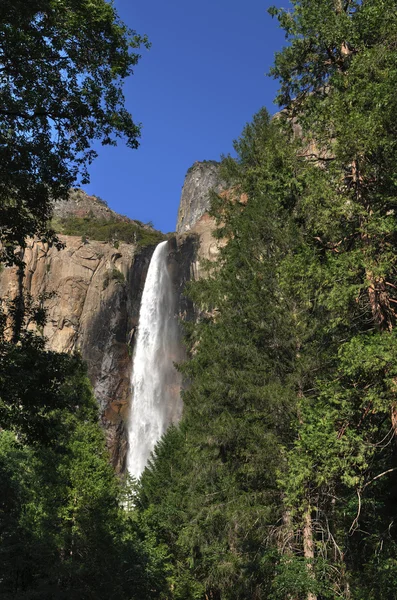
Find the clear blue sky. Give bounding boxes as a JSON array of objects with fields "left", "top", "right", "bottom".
[{"left": 83, "top": 0, "right": 287, "bottom": 233}]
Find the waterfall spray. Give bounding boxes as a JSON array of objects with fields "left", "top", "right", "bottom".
[{"left": 127, "top": 241, "right": 183, "bottom": 479}]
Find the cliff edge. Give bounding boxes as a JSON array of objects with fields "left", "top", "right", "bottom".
[{"left": 176, "top": 161, "right": 224, "bottom": 235}]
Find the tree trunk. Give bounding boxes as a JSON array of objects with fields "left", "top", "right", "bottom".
[
  {"left": 390, "top": 398, "right": 397, "bottom": 449},
  {"left": 303, "top": 505, "right": 317, "bottom": 600},
  {"left": 11, "top": 249, "right": 25, "bottom": 344},
  {"left": 367, "top": 270, "right": 393, "bottom": 332},
  {"left": 279, "top": 509, "right": 299, "bottom": 600}
]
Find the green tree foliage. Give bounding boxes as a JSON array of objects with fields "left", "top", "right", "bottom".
[
  {"left": 136, "top": 111, "right": 305, "bottom": 599},
  {"left": 0, "top": 335, "right": 167, "bottom": 599},
  {"left": 136, "top": 2, "right": 397, "bottom": 597},
  {"left": 0, "top": 0, "right": 149, "bottom": 265},
  {"left": 267, "top": 1, "right": 397, "bottom": 597}
]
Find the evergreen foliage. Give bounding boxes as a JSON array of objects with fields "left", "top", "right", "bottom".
[{"left": 136, "top": 2, "right": 397, "bottom": 597}]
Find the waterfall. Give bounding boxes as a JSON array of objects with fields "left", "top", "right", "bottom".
[{"left": 127, "top": 240, "right": 183, "bottom": 479}]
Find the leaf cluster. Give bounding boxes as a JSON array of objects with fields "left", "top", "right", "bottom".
[{"left": 0, "top": 0, "right": 149, "bottom": 264}]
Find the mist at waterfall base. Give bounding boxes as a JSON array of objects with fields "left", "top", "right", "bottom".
[{"left": 127, "top": 241, "right": 183, "bottom": 479}]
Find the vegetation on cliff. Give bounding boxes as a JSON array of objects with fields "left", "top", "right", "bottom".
[{"left": 53, "top": 215, "right": 166, "bottom": 248}]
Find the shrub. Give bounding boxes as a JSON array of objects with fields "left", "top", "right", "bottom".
[
  {"left": 53, "top": 216, "right": 166, "bottom": 248},
  {"left": 102, "top": 268, "right": 125, "bottom": 290}
]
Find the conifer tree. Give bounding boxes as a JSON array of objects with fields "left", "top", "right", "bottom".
[
  {"left": 268, "top": 1, "right": 397, "bottom": 597},
  {"left": 137, "top": 110, "right": 304, "bottom": 599}
]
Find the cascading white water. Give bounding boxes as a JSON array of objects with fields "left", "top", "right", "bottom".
[{"left": 127, "top": 240, "right": 183, "bottom": 479}]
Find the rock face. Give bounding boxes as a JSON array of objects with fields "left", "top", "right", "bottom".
[
  {"left": 0, "top": 165, "right": 222, "bottom": 473},
  {"left": 176, "top": 161, "right": 225, "bottom": 282},
  {"left": 53, "top": 188, "right": 130, "bottom": 222},
  {"left": 0, "top": 235, "right": 154, "bottom": 472},
  {"left": 176, "top": 161, "right": 224, "bottom": 234}
]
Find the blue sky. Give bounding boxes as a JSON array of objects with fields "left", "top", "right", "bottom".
[{"left": 83, "top": 0, "right": 287, "bottom": 233}]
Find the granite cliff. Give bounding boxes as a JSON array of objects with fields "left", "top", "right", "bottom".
[
  {"left": 0, "top": 164, "right": 222, "bottom": 471},
  {"left": 176, "top": 160, "right": 223, "bottom": 235},
  {"left": 176, "top": 160, "right": 224, "bottom": 277}
]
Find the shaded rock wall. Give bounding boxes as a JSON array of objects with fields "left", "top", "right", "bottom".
[
  {"left": 168, "top": 234, "right": 198, "bottom": 322},
  {"left": 0, "top": 235, "right": 153, "bottom": 472}
]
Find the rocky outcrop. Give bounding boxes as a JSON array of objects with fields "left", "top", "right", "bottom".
[
  {"left": 53, "top": 188, "right": 155, "bottom": 230},
  {"left": 52, "top": 188, "right": 162, "bottom": 235},
  {"left": 175, "top": 160, "right": 225, "bottom": 285},
  {"left": 54, "top": 188, "right": 131, "bottom": 222},
  {"left": 0, "top": 235, "right": 154, "bottom": 472},
  {"left": 176, "top": 161, "right": 224, "bottom": 234}
]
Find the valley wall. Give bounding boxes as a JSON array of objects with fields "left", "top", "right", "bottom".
[{"left": 0, "top": 163, "right": 222, "bottom": 471}]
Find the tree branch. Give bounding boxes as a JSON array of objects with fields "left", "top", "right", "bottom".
[
  {"left": 349, "top": 488, "right": 361, "bottom": 534},
  {"left": 0, "top": 109, "right": 67, "bottom": 120},
  {"left": 363, "top": 467, "right": 397, "bottom": 490}
]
